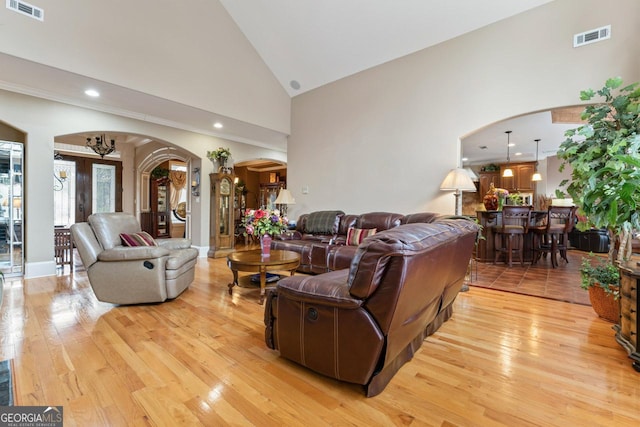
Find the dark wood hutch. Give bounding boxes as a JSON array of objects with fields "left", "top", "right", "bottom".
[{"left": 141, "top": 177, "right": 170, "bottom": 238}]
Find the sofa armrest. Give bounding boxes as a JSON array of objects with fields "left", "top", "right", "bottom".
[
  {"left": 274, "top": 231, "right": 302, "bottom": 240},
  {"left": 98, "top": 246, "right": 170, "bottom": 261},
  {"left": 276, "top": 270, "right": 362, "bottom": 309},
  {"left": 157, "top": 238, "right": 192, "bottom": 250}
]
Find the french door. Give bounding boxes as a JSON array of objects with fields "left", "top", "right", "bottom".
[
  {"left": 54, "top": 154, "right": 122, "bottom": 225},
  {"left": 0, "top": 141, "right": 23, "bottom": 275}
]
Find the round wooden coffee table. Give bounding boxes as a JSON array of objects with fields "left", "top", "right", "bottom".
[{"left": 227, "top": 250, "right": 301, "bottom": 304}]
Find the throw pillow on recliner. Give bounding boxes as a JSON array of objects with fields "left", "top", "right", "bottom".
[{"left": 120, "top": 231, "right": 158, "bottom": 247}]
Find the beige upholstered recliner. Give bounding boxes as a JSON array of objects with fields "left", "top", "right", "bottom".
[{"left": 71, "top": 212, "right": 198, "bottom": 304}]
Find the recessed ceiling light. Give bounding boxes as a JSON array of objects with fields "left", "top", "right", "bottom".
[
  {"left": 84, "top": 89, "right": 100, "bottom": 97},
  {"left": 461, "top": 157, "right": 469, "bottom": 162},
  {"left": 508, "top": 143, "right": 516, "bottom": 147},
  {"left": 213, "top": 122, "right": 223, "bottom": 129},
  {"left": 515, "top": 152, "right": 522, "bottom": 156}
]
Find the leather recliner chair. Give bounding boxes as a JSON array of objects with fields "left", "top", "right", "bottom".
[
  {"left": 264, "top": 218, "right": 479, "bottom": 396},
  {"left": 71, "top": 212, "right": 198, "bottom": 304}
]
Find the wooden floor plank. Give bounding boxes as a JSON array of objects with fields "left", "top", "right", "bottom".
[{"left": 0, "top": 252, "right": 638, "bottom": 426}]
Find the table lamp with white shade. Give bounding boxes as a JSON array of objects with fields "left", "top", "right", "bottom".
[
  {"left": 439, "top": 168, "right": 477, "bottom": 216},
  {"left": 274, "top": 188, "right": 296, "bottom": 217}
]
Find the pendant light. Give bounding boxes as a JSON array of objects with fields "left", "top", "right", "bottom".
[
  {"left": 502, "top": 130, "right": 513, "bottom": 178},
  {"left": 532, "top": 138, "right": 542, "bottom": 181}
]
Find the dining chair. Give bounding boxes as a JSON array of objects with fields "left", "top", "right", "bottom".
[
  {"left": 530, "top": 205, "right": 576, "bottom": 268},
  {"left": 493, "top": 205, "right": 533, "bottom": 267}
]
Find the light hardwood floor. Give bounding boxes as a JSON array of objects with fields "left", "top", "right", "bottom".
[{"left": 0, "top": 255, "right": 638, "bottom": 426}]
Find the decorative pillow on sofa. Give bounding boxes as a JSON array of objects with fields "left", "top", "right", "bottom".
[
  {"left": 346, "top": 227, "right": 377, "bottom": 246},
  {"left": 120, "top": 232, "right": 158, "bottom": 247},
  {"left": 305, "top": 210, "right": 344, "bottom": 234}
]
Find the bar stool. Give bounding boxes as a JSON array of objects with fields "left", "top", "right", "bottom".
[
  {"left": 530, "top": 206, "right": 576, "bottom": 268},
  {"left": 493, "top": 205, "right": 533, "bottom": 267}
]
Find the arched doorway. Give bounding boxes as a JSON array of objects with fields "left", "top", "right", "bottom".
[
  {"left": 53, "top": 131, "right": 199, "bottom": 247},
  {"left": 233, "top": 159, "right": 287, "bottom": 211},
  {"left": 460, "top": 107, "right": 583, "bottom": 215},
  {"left": 137, "top": 145, "right": 197, "bottom": 240}
]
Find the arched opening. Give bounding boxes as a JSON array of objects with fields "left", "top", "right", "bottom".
[
  {"left": 233, "top": 159, "right": 287, "bottom": 211},
  {"left": 460, "top": 106, "right": 584, "bottom": 215},
  {"left": 137, "top": 145, "right": 196, "bottom": 240},
  {"left": 53, "top": 131, "right": 199, "bottom": 254}
]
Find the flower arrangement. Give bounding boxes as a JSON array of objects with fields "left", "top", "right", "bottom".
[
  {"left": 207, "top": 147, "right": 231, "bottom": 160},
  {"left": 242, "top": 209, "right": 288, "bottom": 236},
  {"left": 493, "top": 187, "right": 509, "bottom": 199},
  {"left": 483, "top": 183, "right": 510, "bottom": 210},
  {"left": 508, "top": 192, "right": 523, "bottom": 205}
]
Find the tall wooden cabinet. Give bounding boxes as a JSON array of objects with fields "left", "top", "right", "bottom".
[
  {"left": 141, "top": 178, "right": 170, "bottom": 238},
  {"left": 208, "top": 172, "right": 235, "bottom": 258}
]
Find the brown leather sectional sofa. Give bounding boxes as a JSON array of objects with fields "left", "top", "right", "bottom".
[
  {"left": 272, "top": 211, "right": 442, "bottom": 274},
  {"left": 264, "top": 215, "right": 479, "bottom": 396}
]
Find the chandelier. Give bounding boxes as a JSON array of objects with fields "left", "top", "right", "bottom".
[{"left": 86, "top": 134, "right": 115, "bottom": 158}]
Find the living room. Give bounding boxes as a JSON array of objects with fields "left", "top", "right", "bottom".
[{"left": 0, "top": 0, "right": 639, "bottom": 425}]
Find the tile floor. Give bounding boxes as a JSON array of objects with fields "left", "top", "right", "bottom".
[{"left": 469, "top": 249, "right": 592, "bottom": 305}]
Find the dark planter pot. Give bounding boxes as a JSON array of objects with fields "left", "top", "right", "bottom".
[{"left": 587, "top": 284, "right": 620, "bottom": 323}]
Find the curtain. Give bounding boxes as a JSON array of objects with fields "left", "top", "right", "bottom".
[{"left": 169, "top": 171, "right": 186, "bottom": 210}]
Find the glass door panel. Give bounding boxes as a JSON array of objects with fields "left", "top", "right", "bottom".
[
  {"left": 0, "top": 141, "right": 23, "bottom": 276},
  {"left": 53, "top": 160, "right": 76, "bottom": 227},
  {"left": 92, "top": 163, "right": 116, "bottom": 213}
]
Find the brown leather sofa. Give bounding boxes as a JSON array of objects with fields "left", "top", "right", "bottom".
[
  {"left": 272, "top": 211, "right": 442, "bottom": 273},
  {"left": 264, "top": 217, "right": 479, "bottom": 396}
]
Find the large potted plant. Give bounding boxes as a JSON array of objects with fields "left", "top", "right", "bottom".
[
  {"left": 558, "top": 77, "right": 640, "bottom": 262},
  {"left": 557, "top": 77, "right": 639, "bottom": 319},
  {"left": 580, "top": 254, "right": 620, "bottom": 322}
]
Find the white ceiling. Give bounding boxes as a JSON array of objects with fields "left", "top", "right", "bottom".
[
  {"left": 462, "top": 111, "right": 583, "bottom": 166},
  {"left": 1, "top": 0, "right": 556, "bottom": 152},
  {"left": 220, "top": 0, "right": 553, "bottom": 96}
]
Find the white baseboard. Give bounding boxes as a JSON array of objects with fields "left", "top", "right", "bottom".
[
  {"left": 193, "top": 245, "right": 209, "bottom": 258},
  {"left": 24, "top": 261, "right": 57, "bottom": 278}
]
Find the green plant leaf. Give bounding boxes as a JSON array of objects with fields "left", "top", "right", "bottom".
[
  {"left": 605, "top": 76, "right": 623, "bottom": 89},
  {"left": 580, "top": 89, "right": 596, "bottom": 100}
]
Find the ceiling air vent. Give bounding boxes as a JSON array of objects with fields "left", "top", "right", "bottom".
[
  {"left": 574, "top": 25, "right": 610, "bottom": 48},
  {"left": 6, "top": 0, "right": 44, "bottom": 21}
]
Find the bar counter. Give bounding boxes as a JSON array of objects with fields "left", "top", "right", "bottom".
[{"left": 476, "top": 210, "right": 547, "bottom": 263}]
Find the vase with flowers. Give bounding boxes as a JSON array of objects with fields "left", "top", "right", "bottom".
[
  {"left": 241, "top": 208, "right": 289, "bottom": 256},
  {"left": 483, "top": 183, "right": 509, "bottom": 211}
]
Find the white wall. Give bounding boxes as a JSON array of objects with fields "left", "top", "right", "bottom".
[
  {"left": 0, "top": 0, "right": 290, "bottom": 134},
  {"left": 0, "top": 90, "right": 286, "bottom": 277},
  {"left": 287, "top": 0, "right": 640, "bottom": 218}
]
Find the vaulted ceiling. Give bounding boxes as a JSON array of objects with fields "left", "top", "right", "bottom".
[{"left": 1, "top": 1, "right": 556, "bottom": 155}]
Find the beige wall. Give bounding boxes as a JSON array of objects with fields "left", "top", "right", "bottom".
[
  {"left": 0, "top": 90, "right": 286, "bottom": 277},
  {"left": 287, "top": 0, "right": 640, "bottom": 218},
  {"left": 0, "top": 0, "right": 290, "bottom": 134}
]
